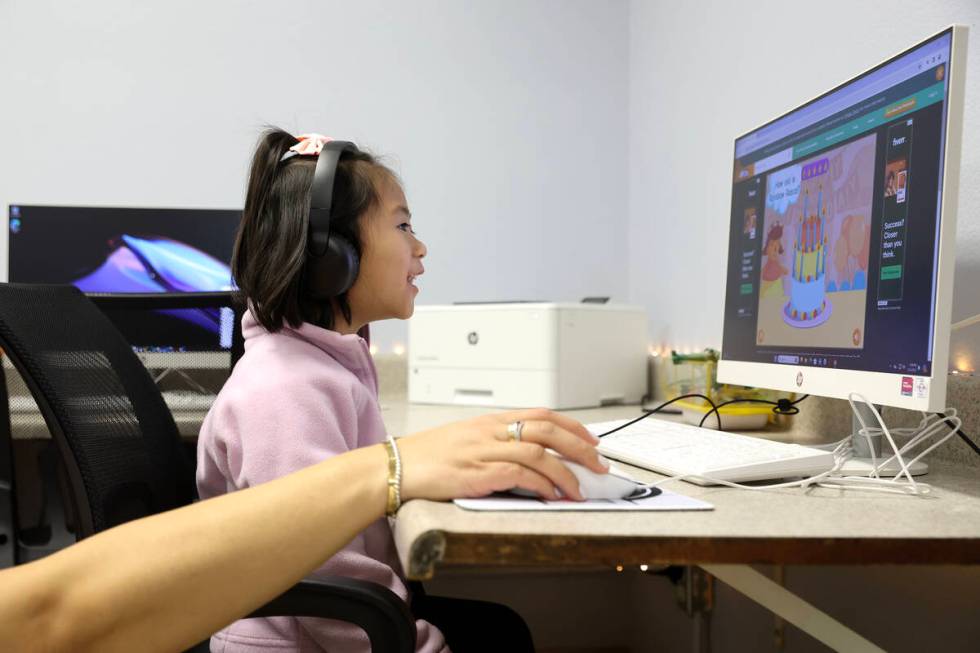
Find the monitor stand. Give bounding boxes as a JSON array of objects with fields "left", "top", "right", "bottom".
[
  {"left": 841, "top": 402, "right": 928, "bottom": 477},
  {"left": 837, "top": 457, "right": 928, "bottom": 476}
]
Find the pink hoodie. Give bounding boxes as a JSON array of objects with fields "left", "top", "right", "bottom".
[{"left": 196, "top": 312, "right": 448, "bottom": 653}]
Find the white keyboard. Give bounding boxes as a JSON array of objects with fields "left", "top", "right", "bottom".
[{"left": 591, "top": 417, "right": 834, "bottom": 485}]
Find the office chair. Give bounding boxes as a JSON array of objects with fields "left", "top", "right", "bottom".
[{"left": 0, "top": 283, "right": 415, "bottom": 653}]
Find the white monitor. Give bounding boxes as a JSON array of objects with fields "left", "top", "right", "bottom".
[{"left": 718, "top": 26, "right": 967, "bottom": 412}]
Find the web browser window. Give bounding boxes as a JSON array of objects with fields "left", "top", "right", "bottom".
[{"left": 722, "top": 30, "right": 953, "bottom": 378}]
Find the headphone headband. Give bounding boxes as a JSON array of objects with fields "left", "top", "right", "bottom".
[{"left": 308, "top": 140, "right": 357, "bottom": 258}]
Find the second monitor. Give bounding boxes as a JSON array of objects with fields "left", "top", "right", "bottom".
[{"left": 7, "top": 205, "right": 242, "bottom": 368}]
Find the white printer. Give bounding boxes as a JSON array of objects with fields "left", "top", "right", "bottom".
[{"left": 408, "top": 303, "right": 648, "bottom": 409}]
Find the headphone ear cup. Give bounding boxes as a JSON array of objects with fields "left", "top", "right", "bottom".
[{"left": 307, "top": 234, "right": 360, "bottom": 300}]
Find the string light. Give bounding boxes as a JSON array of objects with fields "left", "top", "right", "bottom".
[
  {"left": 392, "top": 343, "right": 406, "bottom": 356},
  {"left": 952, "top": 355, "right": 974, "bottom": 374}
]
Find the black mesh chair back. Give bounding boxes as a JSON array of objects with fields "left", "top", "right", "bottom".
[
  {"left": 0, "top": 283, "right": 195, "bottom": 537},
  {"left": 0, "top": 283, "right": 415, "bottom": 652}
]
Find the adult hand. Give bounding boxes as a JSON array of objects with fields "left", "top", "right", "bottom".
[{"left": 397, "top": 408, "right": 607, "bottom": 502}]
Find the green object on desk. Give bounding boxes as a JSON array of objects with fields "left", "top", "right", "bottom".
[{"left": 670, "top": 348, "right": 719, "bottom": 364}]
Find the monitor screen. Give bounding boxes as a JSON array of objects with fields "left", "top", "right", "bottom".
[
  {"left": 719, "top": 27, "right": 964, "bottom": 411},
  {"left": 7, "top": 205, "right": 241, "bottom": 355}
]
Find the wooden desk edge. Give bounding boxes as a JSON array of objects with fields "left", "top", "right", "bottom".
[{"left": 404, "top": 531, "right": 980, "bottom": 580}]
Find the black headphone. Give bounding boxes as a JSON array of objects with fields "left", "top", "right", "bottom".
[{"left": 303, "top": 140, "right": 360, "bottom": 300}]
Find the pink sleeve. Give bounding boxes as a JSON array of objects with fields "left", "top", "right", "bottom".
[{"left": 200, "top": 369, "right": 448, "bottom": 653}]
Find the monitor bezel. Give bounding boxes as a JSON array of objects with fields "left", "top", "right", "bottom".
[
  {"left": 4, "top": 204, "right": 241, "bottom": 369},
  {"left": 717, "top": 25, "right": 967, "bottom": 412}
]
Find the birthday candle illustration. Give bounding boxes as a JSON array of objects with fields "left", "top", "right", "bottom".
[
  {"left": 798, "top": 217, "right": 803, "bottom": 262},
  {"left": 818, "top": 236, "right": 822, "bottom": 276},
  {"left": 819, "top": 204, "right": 824, "bottom": 248},
  {"left": 817, "top": 186, "right": 822, "bottom": 228},
  {"left": 797, "top": 219, "right": 803, "bottom": 280}
]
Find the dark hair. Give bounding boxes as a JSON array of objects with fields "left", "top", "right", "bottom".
[{"left": 232, "top": 128, "right": 394, "bottom": 332}]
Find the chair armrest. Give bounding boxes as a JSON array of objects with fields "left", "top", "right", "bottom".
[{"left": 247, "top": 576, "right": 416, "bottom": 653}]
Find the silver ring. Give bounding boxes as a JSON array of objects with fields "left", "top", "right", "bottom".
[{"left": 507, "top": 421, "right": 524, "bottom": 442}]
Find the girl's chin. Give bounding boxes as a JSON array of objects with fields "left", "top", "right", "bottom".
[
  {"left": 402, "top": 297, "right": 417, "bottom": 317},
  {"left": 389, "top": 301, "right": 415, "bottom": 321}
]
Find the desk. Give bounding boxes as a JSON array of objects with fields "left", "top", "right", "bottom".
[
  {"left": 383, "top": 401, "right": 980, "bottom": 652},
  {"left": 392, "top": 460, "right": 980, "bottom": 575},
  {"left": 9, "top": 377, "right": 980, "bottom": 649}
]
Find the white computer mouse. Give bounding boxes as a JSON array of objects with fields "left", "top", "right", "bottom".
[
  {"left": 509, "top": 458, "right": 644, "bottom": 500},
  {"left": 563, "top": 459, "right": 644, "bottom": 500}
]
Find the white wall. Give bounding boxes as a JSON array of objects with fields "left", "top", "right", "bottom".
[
  {"left": 629, "top": 0, "right": 980, "bottom": 370},
  {"left": 9, "top": 1, "right": 973, "bottom": 369},
  {"left": 0, "top": 0, "right": 630, "bottom": 353},
  {"left": 2, "top": 2, "right": 977, "bottom": 362}
]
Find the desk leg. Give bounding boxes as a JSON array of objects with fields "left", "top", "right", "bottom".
[
  {"left": 700, "top": 564, "right": 885, "bottom": 653},
  {"left": 683, "top": 566, "right": 713, "bottom": 653}
]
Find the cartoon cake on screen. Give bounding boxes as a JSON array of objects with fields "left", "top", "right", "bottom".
[
  {"left": 786, "top": 187, "right": 830, "bottom": 326},
  {"left": 756, "top": 133, "right": 875, "bottom": 350}
]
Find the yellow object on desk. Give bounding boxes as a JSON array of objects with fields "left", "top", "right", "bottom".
[
  {"left": 674, "top": 398, "right": 771, "bottom": 430},
  {"left": 658, "top": 350, "right": 792, "bottom": 430}
]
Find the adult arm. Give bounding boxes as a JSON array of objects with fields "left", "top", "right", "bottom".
[
  {"left": 0, "top": 408, "right": 604, "bottom": 653},
  {"left": 2, "top": 443, "right": 389, "bottom": 653}
]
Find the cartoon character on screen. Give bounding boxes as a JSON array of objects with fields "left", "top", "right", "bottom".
[{"left": 759, "top": 221, "right": 788, "bottom": 299}]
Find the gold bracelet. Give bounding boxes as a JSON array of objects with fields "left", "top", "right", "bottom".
[{"left": 384, "top": 437, "right": 402, "bottom": 517}]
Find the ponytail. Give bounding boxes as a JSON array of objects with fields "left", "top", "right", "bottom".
[{"left": 243, "top": 129, "right": 297, "bottom": 227}]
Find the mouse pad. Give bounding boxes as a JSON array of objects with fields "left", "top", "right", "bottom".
[{"left": 454, "top": 487, "right": 713, "bottom": 511}]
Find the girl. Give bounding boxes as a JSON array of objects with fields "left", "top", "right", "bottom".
[{"left": 196, "top": 128, "right": 604, "bottom": 653}]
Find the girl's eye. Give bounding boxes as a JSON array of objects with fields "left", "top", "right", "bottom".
[{"left": 398, "top": 223, "right": 416, "bottom": 235}]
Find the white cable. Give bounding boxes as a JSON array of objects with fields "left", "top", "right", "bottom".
[
  {"left": 867, "top": 409, "right": 961, "bottom": 474},
  {"left": 648, "top": 440, "right": 851, "bottom": 492},
  {"left": 643, "top": 396, "right": 962, "bottom": 498},
  {"left": 647, "top": 450, "right": 932, "bottom": 496},
  {"left": 847, "top": 393, "right": 914, "bottom": 483},
  {"left": 843, "top": 393, "right": 961, "bottom": 496},
  {"left": 816, "top": 477, "right": 933, "bottom": 496},
  {"left": 951, "top": 312, "right": 980, "bottom": 331}
]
